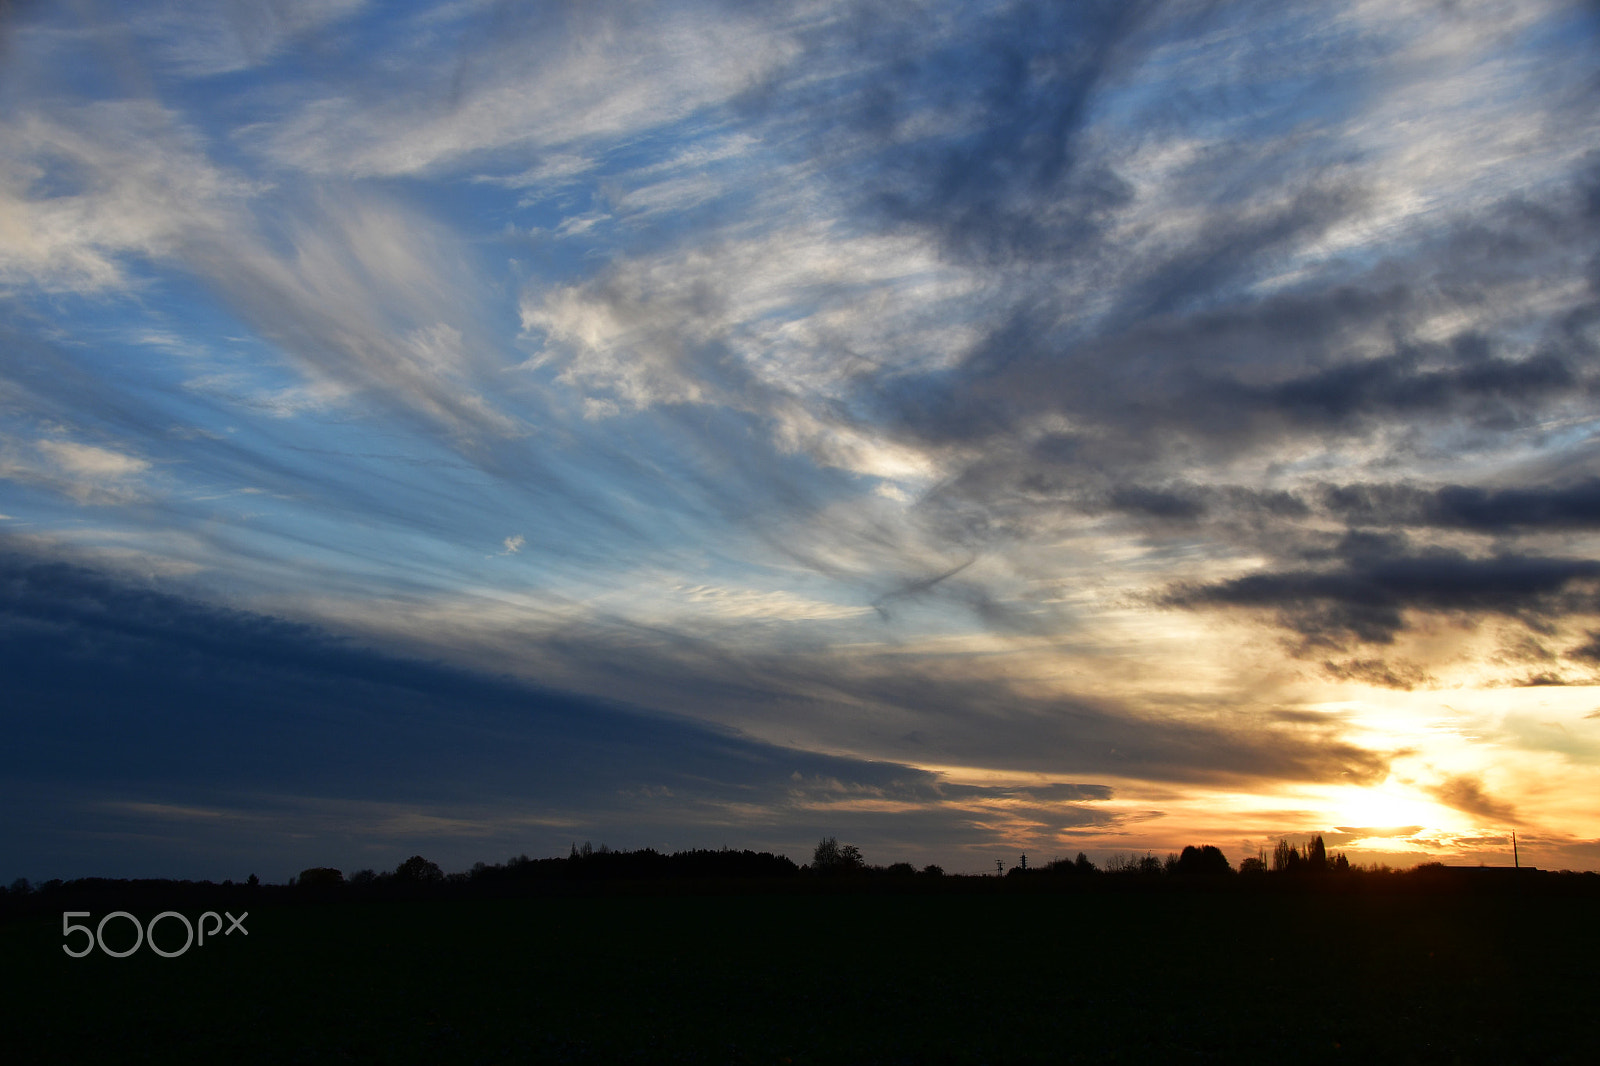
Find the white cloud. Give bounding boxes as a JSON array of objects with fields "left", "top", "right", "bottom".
[
  {"left": 0, "top": 437, "right": 153, "bottom": 504},
  {"left": 181, "top": 372, "right": 352, "bottom": 419},
  {"left": 0, "top": 92, "right": 528, "bottom": 447},
  {"left": 37, "top": 440, "right": 150, "bottom": 480},
  {"left": 668, "top": 582, "right": 873, "bottom": 623},
  {"left": 131, "top": 0, "right": 369, "bottom": 77},
  {"left": 0, "top": 102, "right": 250, "bottom": 292},
  {"left": 522, "top": 214, "right": 978, "bottom": 482},
  {"left": 205, "top": 195, "right": 528, "bottom": 443},
  {"left": 263, "top": 5, "right": 805, "bottom": 178}
]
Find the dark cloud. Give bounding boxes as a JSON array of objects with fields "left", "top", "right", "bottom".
[
  {"left": 1427, "top": 774, "right": 1520, "bottom": 826},
  {"left": 1321, "top": 658, "right": 1432, "bottom": 690},
  {"left": 819, "top": 0, "right": 1156, "bottom": 268},
  {"left": 477, "top": 619, "right": 1394, "bottom": 788},
  {"left": 1566, "top": 630, "right": 1600, "bottom": 662},
  {"left": 1168, "top": 548, "right": 1600, "bottom": 647},
  {"left": 897, "top": 298, "right": 1586, "bottom": 478},
  {"left": 1023, "top": 782, "right": 1116, "bottom": 802},
  {"left": 936, "top": 781, "right": 1115, "bottom": 803},
  {"left": 1234, "top": 349, "right": 1577, "bottom": 429},
  {"left": 1509, "top": 672, "right": 1573, "bottom": 687},
  {"left": 1095, "top": 483, "right": 1312, "bottom": 527},
  {"left": 1324, "top": 478, "right": 1600, "bottom": 532},
  {"left": 1108, "top": 484, "right": 1206, "bottom": 522},
  {"left": 0, "top": 549, "right": 970, "bottom": 876}
]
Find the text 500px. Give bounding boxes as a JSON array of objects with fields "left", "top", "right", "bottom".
[{"left": 61, "top": 910, "right": 248, "bottom": 957}]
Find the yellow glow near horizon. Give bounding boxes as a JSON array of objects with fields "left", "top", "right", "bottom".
[{"left": 1321, "top": 782, "right": 1462, "bottom": 840}]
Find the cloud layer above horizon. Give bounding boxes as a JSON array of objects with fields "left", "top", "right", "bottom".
[{"left": 3, "top": 0, "right": 1600, "bottom": 878}]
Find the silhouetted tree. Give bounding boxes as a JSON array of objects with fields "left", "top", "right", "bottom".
[
  {"left": 812, "top": 836, "right": 865, "bottom": 873},
  {"left": 1175, "top": 845, "right": 1234, "bottom": 876},
  {"left": 920, "top": 864, "right": 945, "bottom": 877},
  {"left": 1272, "top": 838, "right": 1302, "bottom": 873},
  {"left": 1239, "top": 856, "right": 1267, "bottom": 876},
  {"left": 297, "top": 867, "right": 343, "bottom": 888},
  {"left": 1306, "top": 835, "right": 1328, "bottom": 873},
  {"left": 394, "top": 855, "right": 444, "bottom": 883}
]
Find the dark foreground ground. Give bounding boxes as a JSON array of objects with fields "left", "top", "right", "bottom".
[{"left": 6, "top": 884, "right": 1597, "bottom": 1064}]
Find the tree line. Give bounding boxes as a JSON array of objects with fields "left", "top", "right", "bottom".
[{"left": 8, "top": 834, "right": 1589, "bottom": 913}]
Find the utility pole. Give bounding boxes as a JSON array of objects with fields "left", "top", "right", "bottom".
[
  {"left": 1512, "top": 831, "right": 1519, "bottom": 869},
  {"left": 1019, "top": 853, "right": 1027, "bottom": 871},
  {"left": 995, "top": 858, "right": 1004, "bottom": 876}
]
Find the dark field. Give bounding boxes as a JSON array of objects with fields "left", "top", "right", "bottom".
[{"left": 6, "top": 885, "right": 1598, "bottom": 1064}]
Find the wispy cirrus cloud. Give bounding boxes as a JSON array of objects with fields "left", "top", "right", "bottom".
[{"left": 259, "top": 1, "right": 805, "bottom": 179}]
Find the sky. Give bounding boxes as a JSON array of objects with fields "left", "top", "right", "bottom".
[{"left": 3, "top": 0, "right": 1599, "bottom": 882}]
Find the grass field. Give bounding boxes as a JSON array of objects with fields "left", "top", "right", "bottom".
[{"left": 6, "top": 885, "right": 1598, "bottom": 1063}]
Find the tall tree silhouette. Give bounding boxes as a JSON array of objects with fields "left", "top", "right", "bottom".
[
  {"left": 1306, "top": 835, "right": 1328, "bottom": 873},
  {"left": 812, "top": 836, "right": 865, "bottom": 873}
]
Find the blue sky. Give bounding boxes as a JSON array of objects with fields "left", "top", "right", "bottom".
[{"left": 4, "top": 0, "right": 1600, "bottom": 880}]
